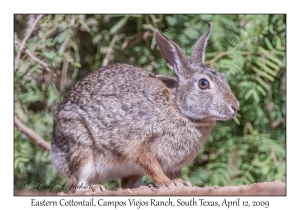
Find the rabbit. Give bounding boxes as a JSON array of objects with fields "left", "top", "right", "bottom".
[{"left": 51, "top": 22, "right": 239, "bottom": 193}]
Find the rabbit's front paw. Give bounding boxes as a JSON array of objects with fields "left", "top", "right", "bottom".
[
  {"left": 172, "top": 178, "right": 192, "bottom": 187},
  {"left": 92, "top": 184, "right": 106, "bottom": 193},
  {"left": 150, "top": 175, "right": 175, "bottom": 188},
  {"left": 155, "top": 180, "right": 176, "bottom": 188}
]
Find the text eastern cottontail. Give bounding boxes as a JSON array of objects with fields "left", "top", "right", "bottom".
[{"left": 51, "top": 22, "right": 239, "bottom": 193}]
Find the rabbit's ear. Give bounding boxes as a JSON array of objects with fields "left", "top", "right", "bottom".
[
  {"left": 190, "top": 22, "right": 212, "bottom": 64},
  {"left": 155, "top": 30, "right": 190, "bottom": 78}
]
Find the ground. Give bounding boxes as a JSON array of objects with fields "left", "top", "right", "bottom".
[{"left": 16, "top": 180, "right": 285, "bottom": 196}]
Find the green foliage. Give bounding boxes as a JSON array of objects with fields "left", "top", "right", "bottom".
[{"left": 14, "top": 14, "right": 285, "bottom": 191}]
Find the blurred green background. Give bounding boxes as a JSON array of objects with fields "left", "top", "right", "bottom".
[{"left": 14, "top": 14, "right": 286, "bottom": 192}]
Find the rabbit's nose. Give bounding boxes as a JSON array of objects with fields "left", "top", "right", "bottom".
[
  {"left": 231, "top": 100, "right": 240, "bottom": 115},
  {"left": 231, "top": 105, "right": 237, "bottom": 114}
]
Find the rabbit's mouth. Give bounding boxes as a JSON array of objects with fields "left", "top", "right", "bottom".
[
  {"left": 210, "top": 103, "right": 239, "bottom": 120},
  {"left": 200, "top": 111, "right": 237, "bottom": 122},
  {"left": 184, "top": 111, "right": 236, "bottom": 123},
  {"left": 213, "top": 111, "right": 238, "bottom": 121}
]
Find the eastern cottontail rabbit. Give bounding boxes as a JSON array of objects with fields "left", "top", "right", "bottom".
[{"left": 51, "top": 22, "right": 239, "bottom": 193}]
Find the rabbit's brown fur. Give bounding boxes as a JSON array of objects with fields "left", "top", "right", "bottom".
[{"left": 51, "top": 22, "right": 239, "bottom": 192}]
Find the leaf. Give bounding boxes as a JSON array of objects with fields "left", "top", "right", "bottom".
[
  {"left": 244, "top": 89, "right": 253, "bottom": 100},
  {"left": 256, "top": 85, "right": 267, "bottom": 96},
  {"left": 252, "top": 66, "right": 275, "bottom": 81},
  {"left": 255, "top": 77, "right": 270, "bottom": 90},
  {"left": 79, "top": 18, "right": 93, "bottom": 35},
  {"left": 233, "top": 116, "right": 241, "bottom": 125},
  {"left": 252, "top": 89, "right": 260, "bottom": 102},
  {"left": 47, "top": 86, "right": 55, "bottom": 107},
  {"left": 71, "top": 62, "right": 81, "bottom": 68},
  {"left": 264, "top": 37, "right": 274, "bottom": 51},
  {"left": 245, "top": 171, "right": 255, "bottom": 184},
  {"left": 256, "top": 59, "right": 277, "bottom": 77},
  {"left": 257, "top": 46, "right": 283, "bottom": 66},
  {"left": 265, "top": 59, "right": 280, "bottom": 71},
  {"left": 43, "top": 51, "right": 56, "bottom": 59},
  {"left": 110, "top": 15, "right": 130, "bottom": 35}
]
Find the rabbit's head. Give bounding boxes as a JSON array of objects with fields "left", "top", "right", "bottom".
[{"left": 155, "top": 23, "right": 239, "bottom": 122}]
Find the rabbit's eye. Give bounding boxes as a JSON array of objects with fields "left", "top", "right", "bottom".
[{"left": 198, "top": 79, "right": 209, "bottom": 89}]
